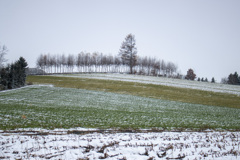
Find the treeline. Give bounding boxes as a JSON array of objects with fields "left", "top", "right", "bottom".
[
  {"left": 222, "top": 72, "right": 240, "bottom": 85},
  {"left": 36, "top": 52, "right": 179, "bottom": 77},
  {"left": 0, "top": 57, "right": 28, "bottom": 90}
]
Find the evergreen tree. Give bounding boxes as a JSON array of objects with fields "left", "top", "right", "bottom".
[
  {"left": 211, "top": 77, "right": 215, "bottom": 83},
  {"left": 119, "top": 34, "right": 137, "bottom": 74},
  {"left": 228, "top": 73, "right": 234, "bottom": 84},
  {"left": 0, "top": 67, "right": 9, "bottom": 90},
  {"left": 16, "top": 57, "right": 28, "bottom": 87},
  {"left": 227, "top": 72, "right": 240, "bottom": 85},
  {"left": 197, "top": 77, "right": 200, "bottom": 81},
  {"left": 205, "top": 78, "right": 208, "bottom": 82},
  {"left": 0, "top": 57, "right": 28, "bottom": 90},
  {"left": 9, "top": 63, "right": 16, "bottom": 89}
]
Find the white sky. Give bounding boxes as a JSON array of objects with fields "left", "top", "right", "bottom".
[{"left": 0, "top": 0, "right": 240, "bottom": 82}]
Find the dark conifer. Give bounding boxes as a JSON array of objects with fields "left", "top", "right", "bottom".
[
  {"left": 227, "top": 72, "right": 239, "bottom": 85},
  {"left": 0, "top": 57, "right": 28, "bottom": 90},
  {"left": 211, "top": 77, "right": 215, "bottom": 83}
]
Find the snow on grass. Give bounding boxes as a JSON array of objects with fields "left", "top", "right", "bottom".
[
  {"left": 1, "top": 76, "right": 240, "bottom": 159},
  {"left": 0, "top": 130, "right": 239, "bottom": 160},
  {"left": 27, "top": 75, "right": 240, "bottom": 109},
  {"left": 55, "top": 73, "right": 240, "bottom": 95},
  {"left": 0, "top": 85, "right": 240, "bottom": 130}
]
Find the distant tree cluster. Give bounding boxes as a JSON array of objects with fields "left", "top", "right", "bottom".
[
  {"left": 36, "top": 53, "right": 179, "bottom": 77},
  {"left": 186, "top": 68, "right": 216, "bottom": 83},
  {"left": 0, "top": 57, "right": 28, "bottom": 90},
  {"left": 197, "top": 77, "right": 215, "bottom": 83},
  {"left": 36, "top": 34, "right": 179, "bottom": 77},
  {"left": 226, "top": 72, "right": 240, "bottom": 85},
  {"left": 211, "top": 77, "right": 215, "bottom": 83}
]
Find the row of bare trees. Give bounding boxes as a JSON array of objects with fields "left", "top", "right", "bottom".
[{"left": 36, "top": 52, "right": 179, "bottom": 77}]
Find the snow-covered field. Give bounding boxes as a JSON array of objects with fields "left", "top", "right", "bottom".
[
  {"left": 54, "top": 73, "right": 240, "bottom": 95},
  {"left": 1, "top": 129, "right": 240, "bottom": 160}
]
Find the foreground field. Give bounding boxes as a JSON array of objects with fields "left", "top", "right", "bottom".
[
  {"left": 1, "top": 130, "right": 239, "bottom": 160},
  {"left": 0, "top": 85, "right": 240, "bottom": 130}
]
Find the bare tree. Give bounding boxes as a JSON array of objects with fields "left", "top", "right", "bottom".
[
  {"left": 36, "top": 54, "right": 44, "bottom": 70},
  {"left": 48, "top": 54, "right": 55, "bottom": 73},
  {"left": 50, "top": 55, "right": 57, "bottom": 73},
  {"left": 160, "top": 60, "right": 166, "bottom": 76},
  {"left": 114, "top": 55, "right": 121, "bottom": 72},
  {"left": 35, "top": 51, "right": 180, "bottom": 76},
  {"left": 101, "top": 54, "right": 107, "bottom": 72},
  {"left": 106, "top": 54, "right": 114, "bottom": 72},
  {"left": 221, "top": 77, "right": 228, "bottom": 84},
  {"left": 67, "top": 54, "right": 75, "bottom": 72},
  {"left": 56, "top": 54, "right": 62, "bottom": 73},
  {"left": 61, "top": 54, "right": 67, "bottom": 73},
  {"left": 91, "top": 52, "right": 98, "bottom": 72},
  {"left": 84, "top": 52, "right": 91, "bottom": 72},
  {"left": 152, "top": 59, "right": 160, "bottom": 76},
  {"left": 166, "top": 62, "right": 177, "bottom": 77},
  {"left": 0, "top": 45, "right": 8, "bottom": 68},
  {"left": 36, "top": 54, "right": 48, "bottom": 72},
  {"left": 76, "top": 52, "right": 84, "bottom": 72}
]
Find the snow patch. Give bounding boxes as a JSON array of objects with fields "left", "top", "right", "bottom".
[
  {"left": 54, "top": 73, "right": 240, "bottom": 95},
  {"left": 0, "top": 130, "right": 239, "bottom": 160}
]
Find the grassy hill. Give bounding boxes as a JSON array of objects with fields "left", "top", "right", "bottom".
[
  {"left": 27, "top": 74, "right": 240, "bottom": 109},
  {"left": 0, "top": 74, "right": 239, "bottom": 130}
]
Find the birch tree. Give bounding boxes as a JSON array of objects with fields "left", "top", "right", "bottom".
[{"left": 0, "top": 45, "right": 8, "bottom": 68}]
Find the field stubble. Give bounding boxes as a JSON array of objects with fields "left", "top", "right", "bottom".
[{"left": 1, "top": 130, "right": 240, "bottom": 160}]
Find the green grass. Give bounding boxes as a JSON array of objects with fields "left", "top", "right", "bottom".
[
  {"left": 27, "top": 75, "right": 240, "bottom": 109},
  {"left": 0, "top": 85, "right": 240, "bottom": 130}
]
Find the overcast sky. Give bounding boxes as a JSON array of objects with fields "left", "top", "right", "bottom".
[{"left": 0, "top": 0, "right": 239, "bottom": 82}]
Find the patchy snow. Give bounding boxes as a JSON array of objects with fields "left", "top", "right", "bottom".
[
  {"left": 0, "top": 84, "right": 54, "bottom": 93},
  {"left": 53, "top": 73, "right": 240, "bottom": 95},
  {"left": 1, "top": 75, "right": 239, "bottom": 159},
  {"left": 0, "top": 129, "right": 239, "bottom": 160},
  {"left": 1, "top": 85, "right": 240, "bottom": 130}
]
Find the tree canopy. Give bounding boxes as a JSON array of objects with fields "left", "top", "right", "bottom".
[
  {"left": 185, "top": 68, "right": 196, "bottom": 80},
  {"left": 227, "top": 72, "right": 240, "bottom": 85},
  {"left": 0, "top": 57, "right": 28, "bottom": 90}
]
